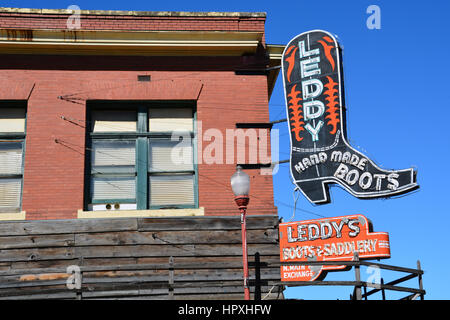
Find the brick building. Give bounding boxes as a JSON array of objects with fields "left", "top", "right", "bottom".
[{"left": 0, "top": 7, "right": 284, "bottom": 299}]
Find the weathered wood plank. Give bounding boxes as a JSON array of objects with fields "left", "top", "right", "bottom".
[
  {"left": 0, "top": 243, "right": 278, "bottom": 264},
  {"left": 79, "top": 281, "right": 282, "bottom": 298},
  {"left": 0, "top": 247, "right": 75, "bottom": 262},
  {"left": 171, "top": 269, "right": 280, "bottom": 283},
  {"left": 88, "top": 291, "right": 283, "bottom": 300},
  {"left": 79, "top": 284, "right": 279, "bottom": 299},
  {"left": 0, "top": 215, "right": 278, "bottom": 235},
  {"left": 81, "top": 269, "right": 168, "bottom": 282},
  {"left": 0, "top": 272, "right": 282, "bottom": 298},
  {"left": 0, "top": 284, "right": 72, "bottom": 297},
  {"left": 171, "top": 284, "right": 283, "bottom": 300},
  {"left": 78, "top": 269, "right": 280, "bottom": 285},
  {"left": 71, "top": 257, "right": 138, "bottom": 268},
  {"left": 73, "top": 243, "right": 278, "bottom": 259},
  {"left": 74, "top": 229, "right": 278, "bottom": 246},
  {"left": 0, "top": 272, "right": 71, "bottom": 285},
  {"left": 0, "top": 279, "right": 68, "bottom": 289},
  {"left": 0, "top": 283, "right": 73, "bottom": 297},
  {"left": 172, "top": 292, "right": 283, "bottom": 300},
  {"left": 0, "top": 234, "right": 75, "bottom": 250},
  {"left": 0, "top": 267, "right": 72, "bottom": 277},
  {"left": 0, "top": 218, "right": 137, "bottom": 236},
  {"left": 0, "top": 281, "right": 283, "bottom": 300},
  {"left": 0, "top": 267, "right": 280, "bottom": 288},
  {"left": 81, "top": 289, "right": 142, "bottom": 299},
  {"left": 81, "top": 281, "right": 169, "bottom": 294},
  {"left": 60, "top": 269, "right": 278, "bottom": 287},
  {"left": 10, "top": 258, "right": 81, "bottom": 270},
  {"left": 0, "top": 259, "right": 281, "bottom": 278},
  {"left": 0, "top": 262, "right": 10, "bottom": 271},
  {"left": 92, "top": 295, "right": 168, "bottom": 300},
  {"left": 0, "top": 253, "right": 280, "bottom": 275},
  {"left": 137, "top": 215, "right": 278, "bottom": 231},
  {"left": 173, "top": 284, "right": 278, "bottom": 295},
  {"left": 136, "top": 255, "right": 281, "bottom": 268},
  {"left": 0, "top": 292, "right": 78, "bottom": 300}
]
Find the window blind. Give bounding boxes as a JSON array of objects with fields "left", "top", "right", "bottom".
[
  {"left": 0, "top": 178, "right": 21, "bottom": 208},
  {"left": 0, "top": 142, "right": 22, "bottom": 175},
  {"left": 91, "top": 176, "right": 136, "bottom": 201},
  {"left": 91, "top": 110, "right": 137, "bottom": 132},
  {"left": 149, "top": 174, "right": 194, "bottom": 207},
  {"left": 149, "top": 140, "right": 193, "bottom": 172},
  {"left": 91, "top": 140, "right": 136, "bottom": 168},
  {"left": 149, "top": 108, "right": 193, "bottom": 132},
  {"left": 0, "top": 108, "right": 25, "bottom": 133}
]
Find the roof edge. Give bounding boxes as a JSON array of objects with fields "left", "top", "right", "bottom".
[{"left": 0, "top": 7, "right": 267, "bottom": 18}]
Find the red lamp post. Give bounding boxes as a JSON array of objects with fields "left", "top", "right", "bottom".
[{"left": 231, "top": 165, "right": 251, "bottom": 300}]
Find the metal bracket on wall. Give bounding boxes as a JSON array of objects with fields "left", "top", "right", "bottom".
[
  {"left": 237, "top": 160, "right": 288, "bottom": 170},
  {"left": 235, "top": 118, "right": 287, "bottom": 129},
  {"left": 237, "top": 163, "right": 272, "bottom": 170},
  {"left": 234, "top": 65, "right": 281, "bottom": 76},
  {"left": 235, "top": 123, "right": 273, "bottom": 129}
]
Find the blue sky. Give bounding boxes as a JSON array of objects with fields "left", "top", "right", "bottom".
[{"left": 3, "top": 0, "right": 449, "bottom": 300}]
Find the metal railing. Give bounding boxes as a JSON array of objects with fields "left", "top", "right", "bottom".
[{"left": 265, "top": 253, "right": 425, "bottom": 300}]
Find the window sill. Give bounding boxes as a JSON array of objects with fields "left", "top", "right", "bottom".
[
  {"left": 0, "top": 211, "right": 26, "bottom": 221},
  {"left": 77, "top": 207, "right": 204, "bottom": 219}
]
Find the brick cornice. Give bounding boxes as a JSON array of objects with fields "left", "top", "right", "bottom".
[{"left": 0, "top": 7, "right": 266, "bottom": 18}]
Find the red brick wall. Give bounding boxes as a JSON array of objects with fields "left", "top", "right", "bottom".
[
  {"left": 0, "top": 11, "right": 276, "bottom": 220},
  {"left": 0, "top": 10, "right": 266, "bottom": 44},
  {"left": 0, "top": 11, "right": 265, "bottom": 33}
]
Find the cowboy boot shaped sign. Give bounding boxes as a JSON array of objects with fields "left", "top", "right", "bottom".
[{"left": 282, "top": 30, "right": 418, "bottom": 204}]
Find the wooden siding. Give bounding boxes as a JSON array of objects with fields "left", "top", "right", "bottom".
[{"left": 0, "top": 215, "right": 283, "bottom": 300}]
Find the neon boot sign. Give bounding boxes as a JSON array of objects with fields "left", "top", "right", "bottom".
[{"left": 282, "top": 30, "right": 418, "bottom": 204}]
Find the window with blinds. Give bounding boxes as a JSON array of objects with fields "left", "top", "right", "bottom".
[
  {"left": 90, "top": 140, "right": 136, "bottom": 203},
  {"left": 0, "top": 103, "right": 26, "bottom": 213},
  {"left": 149, "top": 139, "right": 193, "bottom": 173},
  {"left": 91, "top": 110, "right": 137, "bottom": 132},
  {"left": 149, "top": 175, "right": 195, "bottom": 207},
  {"left": 87, "top": 103, "right": 197, "bottom": 211},
  {"left": 149, "top": 108, "right": 193, "bottom": 132}
]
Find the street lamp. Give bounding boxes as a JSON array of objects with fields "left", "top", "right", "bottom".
[{"left": 230, "top": 165, "right": 251, "bottom": 300}]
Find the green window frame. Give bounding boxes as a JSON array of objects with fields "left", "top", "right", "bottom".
[
  {"left": 0, "top": 101, "right": 27, "bottom": 213},
  {"left": 85, "top": 101, "right": 198, "bottom": 211}
]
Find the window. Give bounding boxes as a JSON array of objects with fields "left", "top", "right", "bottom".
[
  {"left": 0, "top": 102, "right": 26, "bottom": 213},
  {"left": 86, "top": 102, "right": 197, "bottom": 211}
]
